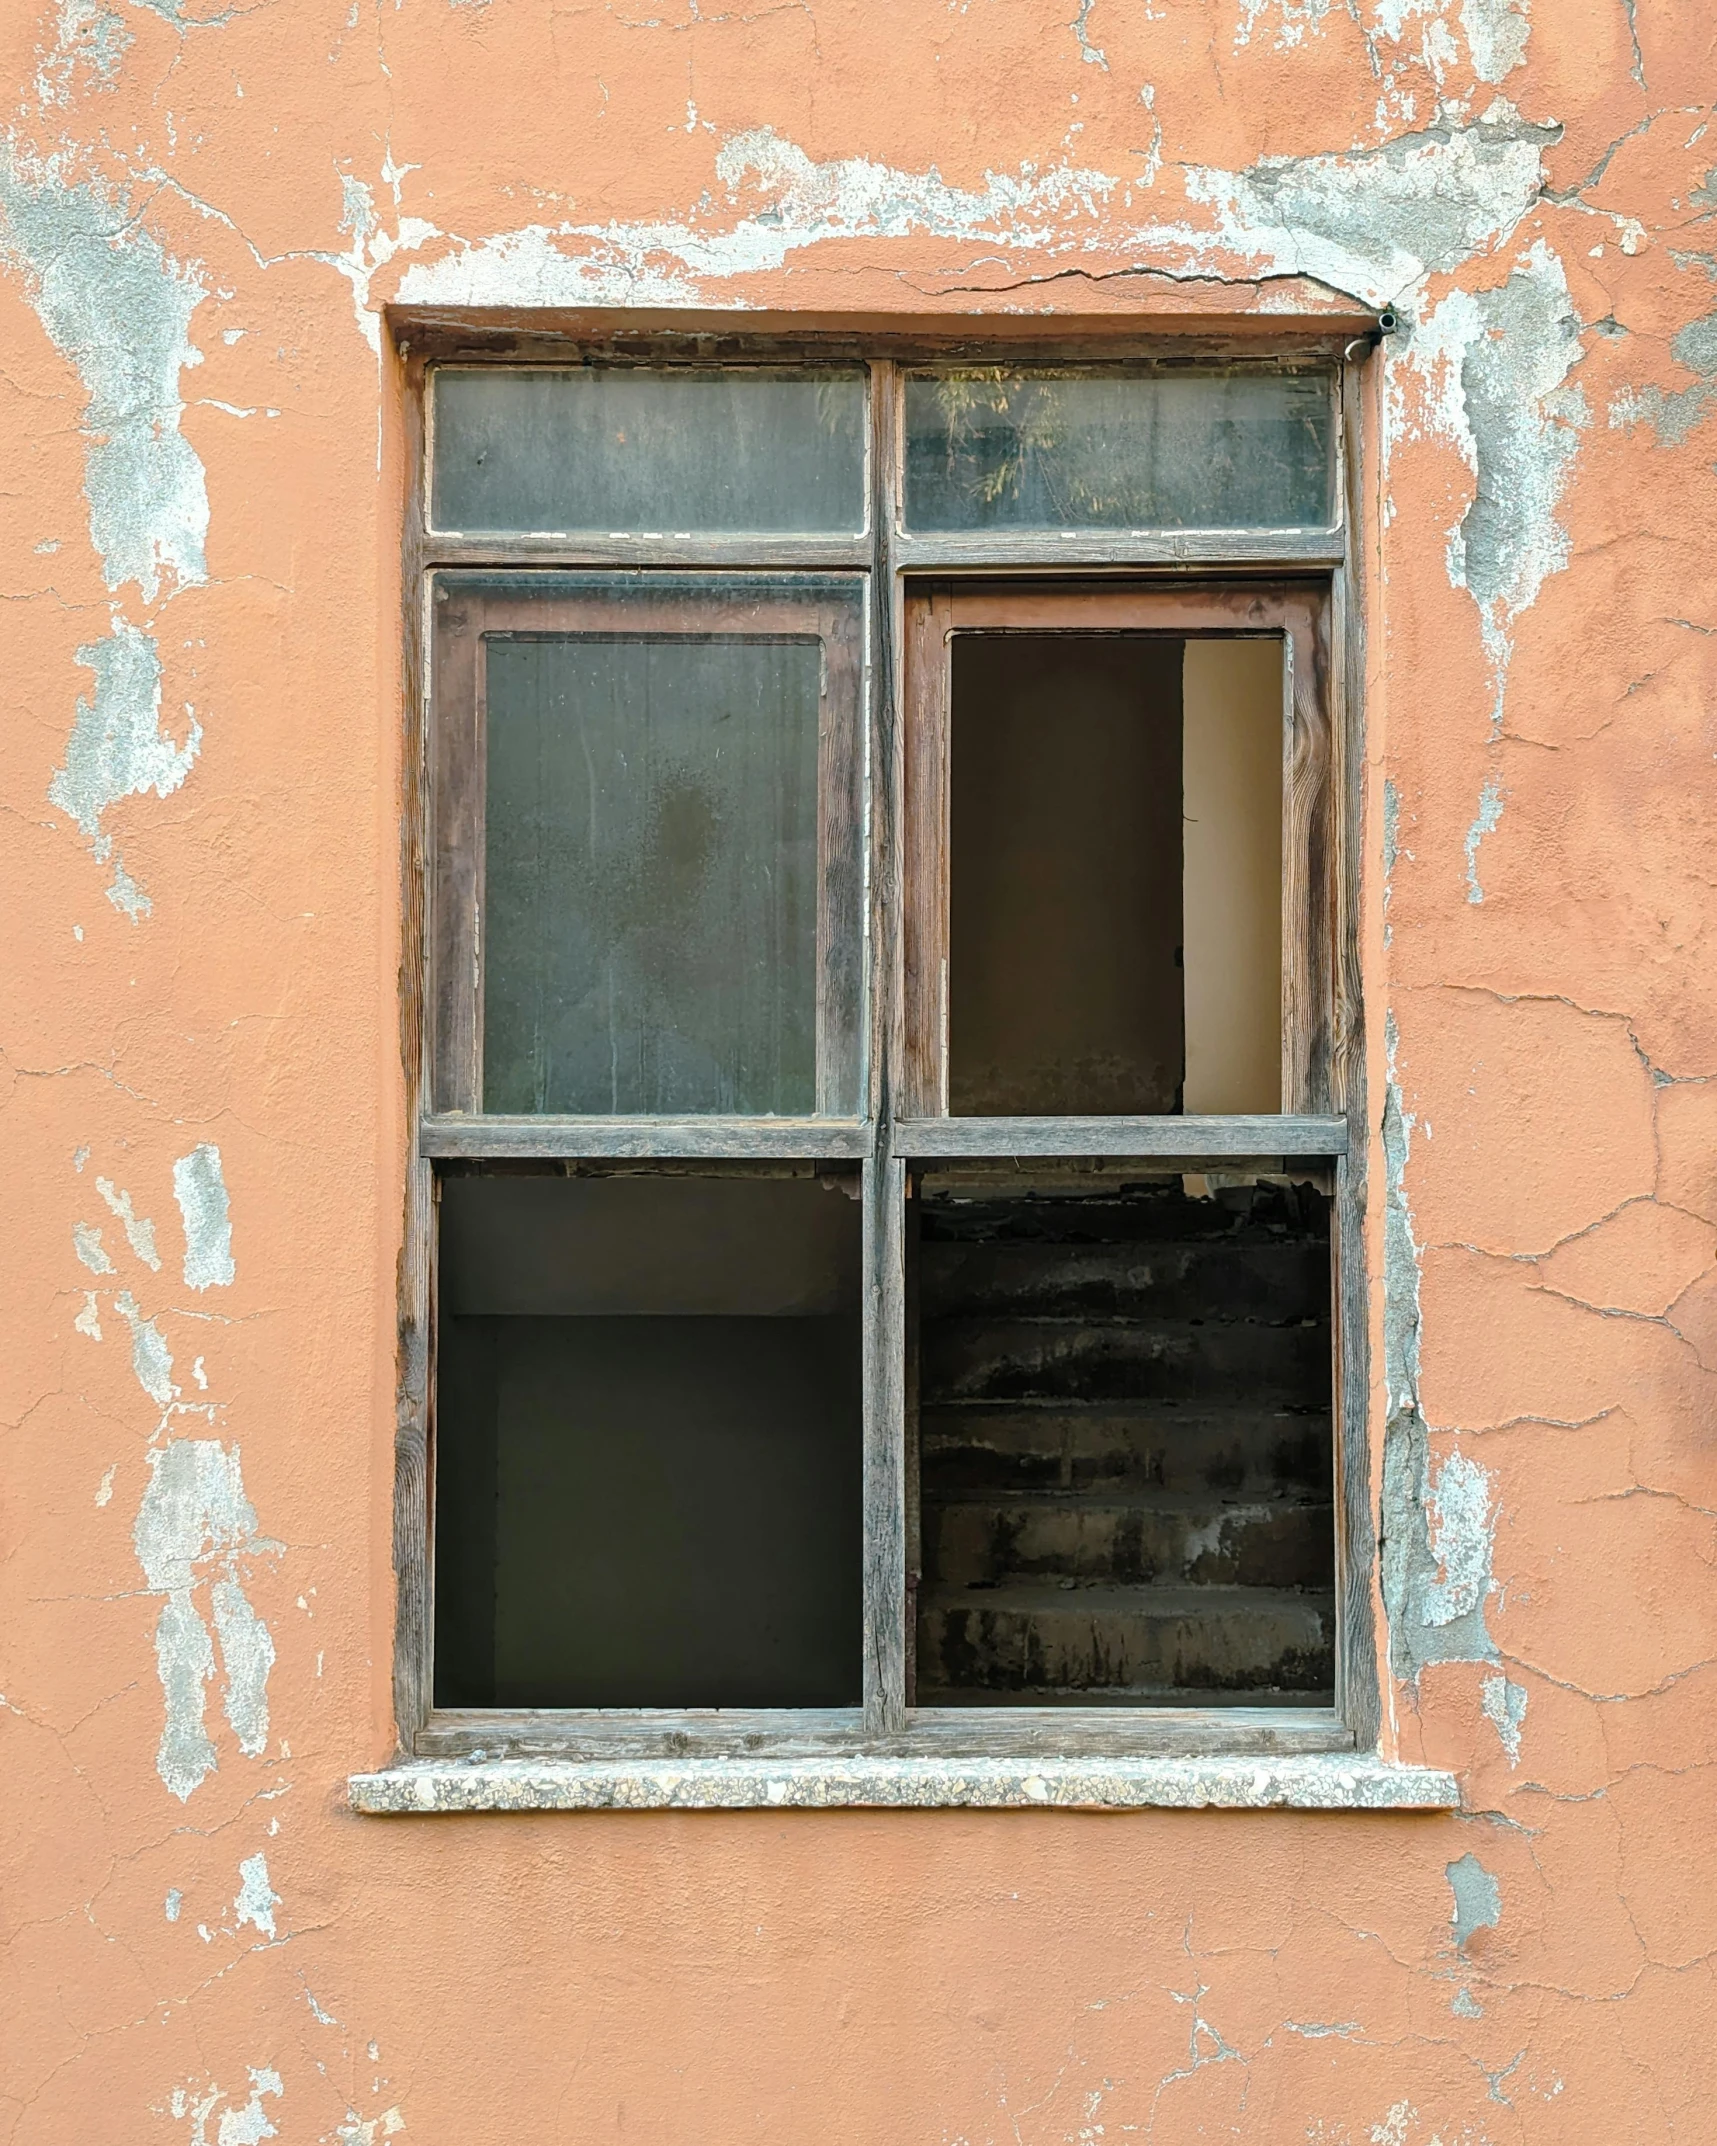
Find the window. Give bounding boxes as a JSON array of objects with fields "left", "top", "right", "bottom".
[{"left": 395, "top": 342, "right": 1374, "bottom": 1765}]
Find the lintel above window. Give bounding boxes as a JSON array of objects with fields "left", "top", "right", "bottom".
[{"left": 379, "top": 337, "right": 1417, "bottom": 1804}]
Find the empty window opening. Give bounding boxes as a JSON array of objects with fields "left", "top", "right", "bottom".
[
  {"left": 948, "top": 634, "right": 1284, "bottom": 1117},
  {"left": 912, "top": 1168, "right": 1334, "bottom": 1707},
  {"left": 434, "top": 1168, "right": 863, "bottom": 1709}
]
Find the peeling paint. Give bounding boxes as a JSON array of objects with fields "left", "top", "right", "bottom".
[
  {"left": 1381, "top": 1020, "right": 1498, "bottom": 1681},
  {"left": 234, "top": 1853, "right": 279, "bottom": 1941},
  {"left": 394, "top": 129, "right": 1119, "bottom": 310},
  {"left": 116, "top": 1289, "right": 175, "bottom": 1408},
  {"left": 48, "top": 621, "right": 201, "bottom": 919},
  {"left": 0, "top": 152, "right": 208, "bottom": 601},
  {"left": 173, "top": 2068, "right": 282, "bottom": 2146},
  {"left": 1460, "top": 0, "right": 1531, "bottom": 82},
  {"left": 1185, "top": 113, "right": 1556, "bottom": 310},
  {"left": 175, "top": 1144, "right": 235, "bottom": 1290},
  {"left": 1612, "top": 308, "right": 1717, "bottom": 446},
  {"left": 1422, "top": 1451, "right": 1498, "bottom": 1632},
  {"left": 35, "top": 0, "right": 131, "bottom": 107},
  {"left": 133, "top": 1440, "right": 276, "bottom": 1799},
  {"left": 73, "top": 1219, "right": 113, "bottom": 1274},
  {"left": 1397, "top": 242, "right": 1587, "bottom": 726},
  {"left": 1481, "top": 1673, "right": 1528, "bottom": 1763},
  {"left": 98, "top": 1175, "right": 161, "bottom": 1269},
  {"left": 75, "top": 1291, "right": 103, "bottom": 1339},
  {"left": 335, "top": 2113, "right": 405, "bottom": 2146},
  {"left": 1447, "top": 1852, "right": 1502, "bottom": 1949},
  {"left": 1464, "top": 773, "right": 1505, "bottom": 902}
]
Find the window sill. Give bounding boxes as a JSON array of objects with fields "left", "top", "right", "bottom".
[{"left": 349, "top": 1752, "right": 1458, "bottom": 1815}]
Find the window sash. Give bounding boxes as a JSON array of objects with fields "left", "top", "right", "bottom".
[{"left": 397, "top": 342, "right": 1373, "bottom": 1762}]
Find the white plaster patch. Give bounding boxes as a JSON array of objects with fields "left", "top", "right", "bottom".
[
  {"left": 73, "top": 1220, "right": 114, "bottom": 1274},
  {"left": 1235, "top": 0, "right": 1337, "bottom": 51},
  {"left": 394, "top": 127, "right": 1118, "bottom": 309},
  {"left": 234, "top": 1852, "right": 280, "bottom": 1940},
  {"left": 76, "top": 1291, "right": 104, "bottom": 1339},
  {"left": 1447, "top": 1850, "right": 1502, "bottom": 1948},
  {"left": 1460, "top": 0, "right": 1530, "bottom": 81},
  {"left": 335, "top": 2113, "right": 405, "bottom": 2146},
  {"left": 1464, "top": 773, "right": 1505, "bottom": 902},
  {"left": 165, "top": 1886, "right": 182, "bottom": 1921},
  {"left": 98, "top": 1175, "right": 161, "bottom": 1269},
  {"left": 1183, "top": 113, "right": 1553, "bottom": 310},
  {"left": 175, "top": 1143, "right": 235, "bottom": 1290},
  {"left": 1392, "top": 241, "right": 1587, "bottom": 728},
  {"left": 0, "top": 150, "right": 208, "bottom": 600},
  {"left": 1481, "top": 1672, "right": 1528, "bottom": 1762},
  {"left": 48, "top": 621, "right": 201, "bottom": 920},
  {"left": 172, "top": 2068, "right": 282, "bottom": 2146},
  {"left": 1422, "top": 1450, "right": 1496, "bottom": 1627},
  {"left": 116, "top": 1289, "right": 176, "bottom": 1408},
  {"left": 134, "top": 1440, "right": 277, "bottom": 1800},
  {"left": 35, "top": 0, "right": 133, "bottom": 106}
]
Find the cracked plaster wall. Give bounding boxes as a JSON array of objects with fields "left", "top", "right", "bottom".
[{"left": 1, "top": 0, "right": 1714, "bottom": 2139}]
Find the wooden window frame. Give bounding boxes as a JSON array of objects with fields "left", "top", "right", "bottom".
[{"left": 392, "top": 329, "right": 1378, "bottom": 1766}]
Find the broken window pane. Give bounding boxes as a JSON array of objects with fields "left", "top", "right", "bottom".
[
  {"left": 904, "top": 368, "right": 1334, "bottom": 532},
  {"left": 432, "top": 367, "right": 867, "bottom": 535},
  {"left": 434, "top": 1169, "right": 863, "bottom": 1710},
  {"left": 474, "top": 574, "right": 863, "bottom": 1117},
  {"left": 914, "top": 1168, "right": 1335, "bottom": 1707},
  {"left": 948, "top": 632, "right": 1282, "bottom": 1116}
]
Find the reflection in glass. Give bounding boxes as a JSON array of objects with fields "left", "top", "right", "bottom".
[
  {"left": 433, "top": 367, "right": 866, "bottom": 535},
  {"left": 904, "top": 368, "right": 1334, "bottom": 532},
  {"left": 483, "top": 632, "right": 822, "bottom": 1115}
]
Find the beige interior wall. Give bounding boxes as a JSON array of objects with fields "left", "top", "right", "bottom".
[
  {"left": 1181, "top": 638, "right": 1284, "bottom": 1113},
  {"left": 950, "top": 634, "right": 1184, "bottom": 1115}
]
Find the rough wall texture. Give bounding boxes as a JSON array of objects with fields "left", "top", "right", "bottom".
[{"left": 2, "top": 0, "right": 1715, "bottom": 2139}]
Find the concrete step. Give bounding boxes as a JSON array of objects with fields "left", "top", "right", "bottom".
[
  {"left": 917, "top": 1238, "right": 1329, "bottom": 1322},
  {"left": 916, "top": 1581, "right": 1336, "bottom": 1699},
  {"left": 919, "top": 1403, "right": 1333, "bottom": 1497},
  {"left": 923, "top": 1489, "right": 1335, "bottom": 1590},
  {"left": 920, "top": 1314, "right": 1331, "bottom": 1407}
]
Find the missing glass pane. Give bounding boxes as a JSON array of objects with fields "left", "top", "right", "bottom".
[
  {"left": 947, "top": 633, "right": 1283, "bottom": 1117},
  {"left": 913, "top": 1168, "right": 1335, "bottom": 1707},
  {"left": 434, "top": 1169, "right": 863, "bottom": 1710}
]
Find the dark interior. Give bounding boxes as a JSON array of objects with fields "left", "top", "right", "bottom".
[
  {"left": 434, "top": 1168, "right": 863, "bottom": 1709},
  {"left": 949, "top": 633, "right": 1185, "bottom": 1115},
  {"left": 913, "top": 1169, "right": 1335, "bottom": 1706}
]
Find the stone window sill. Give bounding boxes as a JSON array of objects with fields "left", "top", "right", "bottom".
[{"left": 349, "top": 1753, "right": 1459, "bottom": 1814}]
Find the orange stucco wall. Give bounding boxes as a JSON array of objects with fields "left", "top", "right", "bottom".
[{"left": 4, "top": 0, "right": 1716, "bottom": 2138}]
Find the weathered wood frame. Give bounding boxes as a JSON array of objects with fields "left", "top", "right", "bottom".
[{"left": 392, "top": 331, "right": 1377, "bottom": 1764}]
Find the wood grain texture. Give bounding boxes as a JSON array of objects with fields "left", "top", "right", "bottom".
[
  {"left": 894, "top": 529, "right": 1345, "bottom": 572},
  {"left": 863, "top": 1147, "right": 909, "bottom": 1735},
  {"left": 1332, "top": 348, "right": 1380, "bottom": 1748},
  {"left": 412, "top": 1704, "right": 1354, "bottom": 1762},
  {"left": 894, "top": 1114, "right": 1347, "bottom": 1157},
  {"left": 419, "top": 1114, "right": 870, "bottom": 1159},
  {"left": 393, "top": 350, "right": 436, "bottom": 1751}
]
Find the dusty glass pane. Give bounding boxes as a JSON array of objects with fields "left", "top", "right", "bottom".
[
  {"left": 483, "top": 612, "right": 832, "bottom": 1116},
  {"left": 432, "top": 367, "right": 866, "bottom": 534},
  {"left": 904, "top": 368, "right": 1334, "bottom": 531}
]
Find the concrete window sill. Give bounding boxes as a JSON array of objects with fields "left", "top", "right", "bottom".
[{"left": 348, "top": 1753, "right": 1459, "bottom": 1814}]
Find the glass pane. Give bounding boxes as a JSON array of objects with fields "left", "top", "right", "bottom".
[
  {"left": 473, "top": 575, "right": 861, "bottom": 1116},
  {"left": 432, "top": 367, "right": 866, "bottom": 535},
  {"left": 904, "top": 368, "right": 1334, "bottom": 532}
]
